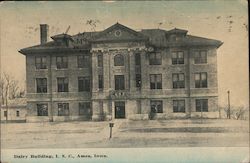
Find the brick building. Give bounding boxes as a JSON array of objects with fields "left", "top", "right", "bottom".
[{"left": 19, "top": 23, "right": 222, "bottom": 122}]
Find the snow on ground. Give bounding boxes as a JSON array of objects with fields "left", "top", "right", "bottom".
[{"left": 1, "top": 119, "right": 249, "bottom": 148}]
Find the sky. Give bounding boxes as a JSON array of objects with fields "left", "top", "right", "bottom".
[{"left": 0, "top": 0, "right": 248, "bottom": 107}]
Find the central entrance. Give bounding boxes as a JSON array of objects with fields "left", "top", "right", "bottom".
[{"left": 115, "top": 101, "right": 125, "bottom": 119}]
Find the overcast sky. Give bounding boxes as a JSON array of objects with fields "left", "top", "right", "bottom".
[{"left": 0, "top": 1, "right": 248, "bottom": 107}]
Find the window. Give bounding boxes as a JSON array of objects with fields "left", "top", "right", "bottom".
[
  {"left": 135, "top": 53, "right": 141, "bottom": 66},
  {"left": 36, "top": 78, "right": 47, "bottom": 93},
  {"left": 4, "top": 111, "right": 7, "bottom": 117},
  {"left": 79, "top": 102, "right": 91, "bottom": 115},
  {"left": 173, "top": 100, "right": 185, "bottom": 113},
  {"left": 78, "top": 77, "right": 90, "bottom": 92},
  {"left": 78, "top": 55, "right": 90, "bottom": 68},
  {"left": 114, "top": 54, "right": 124, "bottom": 66},
  {"left": 98, "top": 75, "right": 103, "bottom": 89},
  {"left": 150, "top": 74, "right": 162, "bottom": 89},
  {"left": 135, "top": 74, "right": 141, "bottom": 88},
  {"left": 195, "top": 73, "right": 207, "bottom": 88},
  {"left": 37, "top": 104, "right": 48, "bottom": 116},
  {"left": 97, "top": 54, "right": 103, "bottom": 67},
  {"left": 35, "top": 56, "right": 47, "bottom": 69},
  {"left": 150, "top": 100, "right": 163, "bottom": 113},
  {"left": 56, "top": 56, "right": 68, "bottom": 69},
  {"left": 172, "top": 51, "right": 184, "bottom": 64},
  {"left": 196, "top": 99, "right": 208, "bottom": 112},
  {"left": 149, "top": 53, "right": 162, "bottom": 65},
  {"left": 57, "top": 77, "right": 69, "bottom": 92},
  {"left": 172, "top": 73, "right": 185, "bottom": 89},
  {"left": 115, "top": 75, "right": 125, "bottom": 90},
  {"left": 58, "top": 103, "right": 69, "bottom": 116},
  {"left": 194, "top": 51, "right": 207, "bottom": 64},
  {"left": 16, "top": 111, "right": 20, "bottom": 117}
]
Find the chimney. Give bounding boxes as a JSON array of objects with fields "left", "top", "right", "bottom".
[{"left": 40, "top": 24, "right": 49, "bottom": 44}]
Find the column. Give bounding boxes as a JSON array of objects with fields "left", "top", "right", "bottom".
[{"left": 92, "top": 100, "right": 103, "bottom": 121}]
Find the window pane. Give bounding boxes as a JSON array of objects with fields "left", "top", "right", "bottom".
[
  {"left": 156, "top": 74, "right": 161, "bottom": 82},
  {"left": 150, "top": 75, "right": 155, "bottom": 82},
  {"left": 201, "top": 51, "right": 206, "bottom": 57},
  {"left": 201, "top": 73, "right": 207, "bottom": 80},
  {"left": 179, "top": 74, "right": 184, "bottom": 81},
  {"left": 114, "top": 54, "right": 124, "bottom": 66},
  {"left": 135, "top": 53, "right": 141, "bottom": 65},
  {"left": 36, "top": 78, "right": 47, "bottom": 93},
  {"left": 194, "top": 51, "right": 199, "bottom": 58},
  {"left": 195, "top": 74, "right": 200, "bottom": 81},
  {"left": 136, "top": 74, "right": 141, "bottom": 88},
  {"left": 201, "top": 73, "right": 207, "bottom": 87},
  {"left": 151, "top": 101, "right": 163, "bottom": 113},
  {"left": 115, "top": 75, "right": 125, "bottom": 90},
  {"left": 196, "top": 100, "right": 202, "bottom": 112},
  {"left": 97, "top": 54, "right": 103, "bottom": 67},
  {"left": 172, "top": 52, "right": 177, "bottom": 58},
  {"left": 42, "top": 57, "right": 46, "bottom": 63},
  {"left": 58, "top": 103, "right": 69, "bottom": 116},
  {"left": 58, "top": 78, "right": 68, "bottom": 92},
  {"left": 203, "top": 100, "right": 208, "bottom": 112},
  {"left": 173, "top": 74, "right": 178, "bottom": 81},
  {"left": 178, "top": 52, "right": 184, "bottom": 58},
  {"left": 98, "top": 75, "right": 103, "bottom": 89},
  {"left": 37, "top": 104, "right": 48, "bottom": 116}
]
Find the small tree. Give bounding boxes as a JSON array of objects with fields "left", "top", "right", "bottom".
[
  {"left": 223, "top": 105, "right": 248, "bottom": 120},
  {"left": 86, "top": 19, "right": 100, "bottom": 32},
  {"left": 0, "top": 72, "right": 25, "bottom": 121}
]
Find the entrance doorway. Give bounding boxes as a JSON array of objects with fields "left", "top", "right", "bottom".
[{"left": 115, "top": 101, "right": 125, "bottom": 119}]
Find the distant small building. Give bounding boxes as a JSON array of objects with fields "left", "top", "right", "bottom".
[{"left": 1, "top": 98, "right": 27, "bottom": 122}]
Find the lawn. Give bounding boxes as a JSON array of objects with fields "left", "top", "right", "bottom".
[{"left": 1, "top": 119, "right": 249, "bottom": 148}]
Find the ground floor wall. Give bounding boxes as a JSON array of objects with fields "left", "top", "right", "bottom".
[
  {"left": 26, "top": 96, "right": 219, "bottom": 122},
  {"left": 1, "top": 106, "right": 27, "bottom": 122}
]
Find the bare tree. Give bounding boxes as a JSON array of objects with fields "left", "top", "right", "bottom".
[
  {"left": 86, "top": 19, "right": 100, "bottom": 32},
  {"left": 223, "top": 105, "right": 248, "bottom": 120},
  {"left": 3, "top": 73, "right": 11, "bottom": 107},
  {"left": 9, "top": 79, "right": 19, "bottom": 99},
  {"left": 0, "top": 76, "right": 5, "bottom": 105}
]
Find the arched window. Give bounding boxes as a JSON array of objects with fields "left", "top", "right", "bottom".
[{"left": 114, "top": 54, "right": 124, "bottom": 66}]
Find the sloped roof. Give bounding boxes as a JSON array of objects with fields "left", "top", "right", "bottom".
[
  {"left": 163, "top": 35, "right": 223, "bottom": 48},
  {"left": 19, "top": 23, "right": 223, "bottom": 55},
  {"left": 92, "top": 22, "right": 148, "bottom": 41},
  {"left": 51, "top": 33, "right": 73, "bottom": 41},
  {"left": 1, "top": 98, "right": 27, "bottom": 108},
  {"left": 140, "top": 28, "right": 222, "bottom": 48},
  {"left": 166, "top": 28, "right": 188, "bottom": 34},
  {"left": 72, "top": 31, "right": 100, "bottom": 41}
]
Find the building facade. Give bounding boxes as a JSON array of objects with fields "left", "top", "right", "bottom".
[
  {"left": 1, "top": 98, "right": 27, "bottom": 122},
  {"left": 20, "top": 23, "right": 222, "bottom": 122}
]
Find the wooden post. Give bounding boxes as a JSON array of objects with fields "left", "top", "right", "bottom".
[{"left": 227, "top": 90, "right": 231, "bottom": 119}]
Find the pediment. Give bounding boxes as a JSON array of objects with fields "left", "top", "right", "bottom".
[{"left": 93, "top": 23, "right": 148, "bottom": 42}]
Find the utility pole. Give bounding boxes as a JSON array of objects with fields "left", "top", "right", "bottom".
[{"left": 227, "top": 90, "right": 231, "bottom": 119}]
